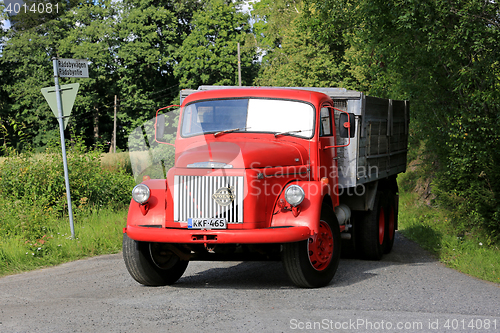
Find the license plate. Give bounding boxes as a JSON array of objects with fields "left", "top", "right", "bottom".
[{"left": 187, "top": 218, "right": 227, "bottom": 230}]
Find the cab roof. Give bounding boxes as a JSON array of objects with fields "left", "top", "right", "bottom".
[{"left": 181, "top": 87, "right": 331, "bottom": 107}]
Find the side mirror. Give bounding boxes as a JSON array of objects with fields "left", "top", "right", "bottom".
[
  {"left": 156, "top": 113, "right": 166, "bottom": 141},
  {"left": 339, "top": 113, "right": 355, "bottom": 138}
]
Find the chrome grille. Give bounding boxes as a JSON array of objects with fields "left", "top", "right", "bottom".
[{"left": 174, "top": 175, "right": 244, "bottom": 223}]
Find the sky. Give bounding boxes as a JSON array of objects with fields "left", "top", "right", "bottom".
[{"left": 2, "top": 20, "right": 11, "bottom": 30}]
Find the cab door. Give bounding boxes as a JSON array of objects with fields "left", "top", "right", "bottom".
[{"left": 318, "top": 105, "right": 339, "bottom": 205}]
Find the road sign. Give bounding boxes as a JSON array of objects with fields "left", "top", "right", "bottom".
[
  {"left": 41, "top": 83, "right": 79, "bottom": 129},
  {"left": 57, "top": 59, "right": 89, "bottom": 78},
  {"left": 44, "top": 58, "right": 88, "bottom": 239}
]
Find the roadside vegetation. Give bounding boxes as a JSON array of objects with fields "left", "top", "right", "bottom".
[
  {"left": 0, "top": 205, "right": 126, "bottom": 276},
  {"left": 397, "top": 143, "right": 500, "bottom": 284},
  {"left": 0, "top": 139, "right": 134, "bottom": 277}
]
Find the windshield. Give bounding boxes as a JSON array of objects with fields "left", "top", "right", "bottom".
[{"left": 181, "top": 98, "right": 315, "bottom": 138}]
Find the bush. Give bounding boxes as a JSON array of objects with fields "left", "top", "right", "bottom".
[
  {"left": 0, "top": 137, "right": 135, "bottom": 216},
  {"left": 432, "top": 114, "right": 500, "bottom": 242},
  {"left": 0, "top": 134, "right": 134, "bottom": 275}
]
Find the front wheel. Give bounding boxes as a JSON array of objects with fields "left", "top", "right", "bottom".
[
  {"left": 123, "top": 234, "right": 188, "bottom": 286},
  {"left": 282, "top": 206, "right": 341, "bottom": 288}
]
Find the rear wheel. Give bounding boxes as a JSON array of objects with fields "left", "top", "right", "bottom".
[
  {"left": 358, "top": 192, "right": 386, "bottom": 260},
  {"left": 282, "top": 206, "right": 341, "bottom": 288},
  {"left": 123, "top": 234, "right": 188, "bottom": 286},
  {"left": 384, "top": 191, "right": 397, "bottom": 254}
]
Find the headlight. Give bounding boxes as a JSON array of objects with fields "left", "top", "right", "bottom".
[
  {"left": 132, "top": 184, "right": 150, "bottom": 204},
  {"left": 285, "top": 185, "right": 304, "bottom": 207}
]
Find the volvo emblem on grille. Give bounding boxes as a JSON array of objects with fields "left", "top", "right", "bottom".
[{"left": 212, "top": 186, "right": 235, "bottom": 206}]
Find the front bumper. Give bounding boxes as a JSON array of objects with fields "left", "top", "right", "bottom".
[{"left": 124, "top": 225, "right": 311, "bottom": 244}]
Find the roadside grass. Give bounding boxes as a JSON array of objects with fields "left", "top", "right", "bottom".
[
  {"left": 0, "top": 205, "right": 127, "bottom": 277},
  {"left": 398, "top": 191, "right": 500, "bottom": 284},
  {"left": 101, "top": 152, "right": 132, "bottom": 174},
  {"left": 0, "top": 144, "right": 133, "bottom": 278}
]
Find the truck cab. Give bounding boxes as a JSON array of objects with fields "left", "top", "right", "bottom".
[{"left": 123, "top": 87, "right": 409, "bottom": 288}]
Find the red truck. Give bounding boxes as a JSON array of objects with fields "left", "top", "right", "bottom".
[{"left": 123, "top": 86, "right": 409, "bottom": 288}]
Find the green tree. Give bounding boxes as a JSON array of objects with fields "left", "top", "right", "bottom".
[
  {"left": 0, "top": 4, "right": 76, "bottom": 151},
  {"left": 174, "top": 0, "right": 257, "bottom": 88},
  {"left": 252, "top": 0, "right": 300, "bottom": 52},
  {"left": 60, "top": 0, "right": 204, "bottom": 148},
  {"left": 253, "top": 0, "right": 352, "bottom": 87},
  {"left": 335, "top": 0, "right": 500, "bottom": 238},
  {"left": 57, "top": 0, "right": 121, "bottom": 146},
  {"left": 0, "top": 0, "right": 203, "bottom": 151},
  {"left": 0, "top": 5, "right": 11, "bottom": 150}
]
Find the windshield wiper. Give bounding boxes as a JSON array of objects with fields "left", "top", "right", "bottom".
[
  {"left": 214, "top": 127, "right": 250, "bottom": 137},
  {"left": 274, "top": 129, "right": 309, "bottom": 137}
]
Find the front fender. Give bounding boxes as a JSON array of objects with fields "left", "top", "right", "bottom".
[
  {"left": 126, "top": 179, "right": 166, "bottom": 228},
  {"left": 270, "top": 180, "right": 329, "bottom": 236}
]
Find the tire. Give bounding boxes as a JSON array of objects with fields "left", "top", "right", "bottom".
[
  {"left": 384, "top": 191, "right": 397, "bottom": 254},
  {"left": 282, "top": 205, "right": 341, "bottom": 288},
  {"left": 122, "top": 234, "right": 189, "bottom": 286},
  {"left": 358, "top": 192, "right": 386, "bottom": 260}
]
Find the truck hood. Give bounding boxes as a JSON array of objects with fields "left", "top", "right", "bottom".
[{"left": 176, "top": 140, "right": 308, "bottom": 169}]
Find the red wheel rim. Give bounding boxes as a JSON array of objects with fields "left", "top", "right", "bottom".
[
  {"left": 378, "top": 208, "right": 385, "bottom": 245},
  {"left": 388, "top": 205, "right": 395, "bottom": 241},
  {"left": 308, "top": 220, "right": 334, "bottom": 271}
]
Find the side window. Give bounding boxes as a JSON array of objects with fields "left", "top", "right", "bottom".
[{"left": 320, "top": 107, "right": 332, "bottom": 136}]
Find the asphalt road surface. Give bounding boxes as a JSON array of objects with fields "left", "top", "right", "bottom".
[{"left": 1, "top": 232, "right": 499, "bottom": 333}]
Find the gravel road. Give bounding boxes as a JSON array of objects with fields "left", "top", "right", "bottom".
[{"left": 1, "top": 232, "right": 499, "bottom": 333}]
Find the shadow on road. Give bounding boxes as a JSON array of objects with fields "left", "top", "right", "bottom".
[{"left": 172, "top": 232, "right": 438, "bottom": 290}]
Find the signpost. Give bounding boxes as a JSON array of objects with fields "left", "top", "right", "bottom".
[{"left": 41, "top": 58, "right": 88, "bottom": 239}]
